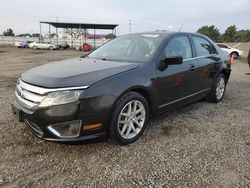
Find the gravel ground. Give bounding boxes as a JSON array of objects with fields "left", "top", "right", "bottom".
[{"left": 0, "top": 47, "right": 249, "bottom": 187}]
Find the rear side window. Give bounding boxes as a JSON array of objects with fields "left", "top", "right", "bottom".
[
  {"left": 192, "top": 37, "right": 217, "bottom": 56},
  {"left": 217, "top": 44, "right": 228, "bottom": 49},
  {"left": 164, "top": 36, "right": 192, "bottom": 60}
]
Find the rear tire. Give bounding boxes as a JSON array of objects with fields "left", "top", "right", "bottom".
[
  {"left": 49, "top": 46, "right": 53, "bottom": 50},
  {"left": 109, "top": 92, "right": 149, "bottom": 145},
  {"left": 207, "top": 74, "right": 227, "bottom": 103}
]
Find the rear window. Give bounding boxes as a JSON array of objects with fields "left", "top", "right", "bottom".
[
  {"left": 192, "top": 37, "right": 217, "bottom": 56},
  {"left": 218, "top": 44, "right": 229, "bottom": 49}
]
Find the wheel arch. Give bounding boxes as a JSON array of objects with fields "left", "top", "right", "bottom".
[
  {"left": 129, "top": 88, "right": 152, "bottom": 114},
  {"left": 230, "top": 51, "right": 239, "bottom": 56},
  {"left": 220, "top": 69, "right": 230, "bottom": 83},
  {"left": 112, "top": 86, "right": 154, "bottom": 117}
]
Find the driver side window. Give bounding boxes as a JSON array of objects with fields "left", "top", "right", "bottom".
[{"left": 164, "top": 35, "right": 192, "bottom": 60}]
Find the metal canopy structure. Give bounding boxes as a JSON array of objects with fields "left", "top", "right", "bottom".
[
  {"left": 40, "top": 21, "right": 118, "bottom": 30},
  {"left": 39, "top": 21, "right": 118, "bottom": 48}
]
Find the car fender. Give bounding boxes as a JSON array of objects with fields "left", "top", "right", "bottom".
[{"left": 81, "top": 64, "right": 157, "bottom": 119}]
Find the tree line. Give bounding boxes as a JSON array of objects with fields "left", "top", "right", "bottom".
[
  {"left": 197, "top": 25, "right": 250, "bottom": 42},
  {"left": 2, "top": 25, "right": 250, "bottom": 42},
  {"left": 1, "top": 28, "right": 42, "bottom": 38},
  {"left": 1, "top": 28, "right": 116, "bottom": 39}
]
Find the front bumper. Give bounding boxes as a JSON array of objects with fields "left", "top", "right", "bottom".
[{"left": 11, "top": 100, "right": 108, "bottom": 143}]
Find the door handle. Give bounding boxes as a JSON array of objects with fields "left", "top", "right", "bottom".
[{"left": 190, "top": 64, "right": 196, "bottom": 71}]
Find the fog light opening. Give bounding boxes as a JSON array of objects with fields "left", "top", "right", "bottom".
[{"left": 47, "top": 120, "right": 81, "bottom": 138}]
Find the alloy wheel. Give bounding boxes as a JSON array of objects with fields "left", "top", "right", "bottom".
[
  {"left": 118, "top": 100, "right": 146, "bottom": 139},
  {"left": 216, "top": 77, "right": 225, "bottom": 100}
]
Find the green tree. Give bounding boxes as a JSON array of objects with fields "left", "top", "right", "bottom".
[
  {"left": 32, "top": 33, "right": 42, "bottom": 38},
  {"left": 3, "top": 28, "right": 15, "bottom": 36},
  {"left": 105, "top": 33, "right": 116, "bottom": 39},
  {"left": 50, "top": 33, "right": 58, "bottom": 38},
  {"left": 197, "top": 25, "right": 221, "bottom": 42},
  {"left": 222, "top": 25, "right": 237, "bottom": 42},
  {"left": 235, "top": 30, "right": 250, "bottom": 42}
]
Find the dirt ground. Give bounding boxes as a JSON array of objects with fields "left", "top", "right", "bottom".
[{"left": 0, "top": 46, "right": 249, "bottom": 187}]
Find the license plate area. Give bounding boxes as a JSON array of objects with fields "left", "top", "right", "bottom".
[{"left": 12, "top": 104, "right": 24, "bottom": 122}]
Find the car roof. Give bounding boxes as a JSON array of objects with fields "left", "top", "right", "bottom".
[{"left": 125, "top": 31, "right": 208, "bottom": 39}]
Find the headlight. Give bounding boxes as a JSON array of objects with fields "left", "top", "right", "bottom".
[{"left": 39, "top": 90, "right": 83, "bottom": 107}]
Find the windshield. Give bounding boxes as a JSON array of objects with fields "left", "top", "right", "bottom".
[{"left": 88, "top": 34, "right": 163, "bottom": 62}]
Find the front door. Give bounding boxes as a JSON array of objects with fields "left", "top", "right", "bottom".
[{"left": 156, "top": 35, "right": 198, "bottom": 109}]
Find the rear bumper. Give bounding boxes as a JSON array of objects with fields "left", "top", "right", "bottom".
[{"left": 11, "top": 100, "right": 108, "bottom": 143}]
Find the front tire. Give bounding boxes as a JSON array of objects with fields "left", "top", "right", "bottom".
[
  {"left": 207, "top": 74, "right": 227, "bottom": 103},
  {"left": 109, "top": 92, "right": 149, "bottom": 145}
]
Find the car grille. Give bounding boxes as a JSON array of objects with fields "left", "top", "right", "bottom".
[{"left": 15, "top": 80, "right": 46, "bottom": 110}]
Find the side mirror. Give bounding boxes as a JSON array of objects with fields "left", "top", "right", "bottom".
[{"left": 158, "top": 56, "right": 183, "bottom": 71}]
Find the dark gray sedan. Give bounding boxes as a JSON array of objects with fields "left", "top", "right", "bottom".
[{"left": 12, "top": 31, "right": 231, "bottom": 145}]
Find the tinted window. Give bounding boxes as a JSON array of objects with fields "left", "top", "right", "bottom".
[
  {"left": 218, "top": 44, "right": 229, "bottom": 49},
  {"left": 164, "top": 36, "right": 192, "bottom": 59},
  {"left": 192, "top": 37, "right": 217, "bottom": 56}
]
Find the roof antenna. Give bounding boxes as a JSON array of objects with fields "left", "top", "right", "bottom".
[{"left": 178, "top": 24, "right": 183, "bottom": 32}]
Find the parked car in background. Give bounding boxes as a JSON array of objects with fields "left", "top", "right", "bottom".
[
  {"left": 14, "top": 40, "right": 33, "bottom": 48},
  {"left": 28, "top": 41, "right": 58, "bottom": 50},
  {"left": 58, "top": 41, "right": 70, "bottom": 49},
  {"left": 217, "top": 43, "right": 243, "bottom": 59},
  {"left": 12, "top": 32, "right": 231, "bottom": 145}
]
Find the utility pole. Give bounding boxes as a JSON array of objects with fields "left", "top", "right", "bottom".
[
  {"left": 39, "top": 21, "right": 42, "bottom": 42},
  {"left": 56, "top": 16, "right": 59, "bottom": 45},
  {"left": 49, "top": 24, "right": 52, "bottom": 43},
  {"left": 129, "top": 20, "right": 132, "bottom": 34}
]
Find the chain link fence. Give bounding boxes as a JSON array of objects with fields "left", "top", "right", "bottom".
[{"left": 0, "top": 36, "right": 108, "bottom": 48}]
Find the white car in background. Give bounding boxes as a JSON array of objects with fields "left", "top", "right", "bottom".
[
  {"left": 217, "top": 43, "right": 243, "bottom": 59},
  {"left": 28, "top": 41, "right": 58, "bottom": 50},
  {"left": 14, "top": 40, "right": 33, "bottom": 48}
]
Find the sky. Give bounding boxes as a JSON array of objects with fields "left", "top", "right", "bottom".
[{"left": 0, "top": 0, "right": 249, "bottom": 36}]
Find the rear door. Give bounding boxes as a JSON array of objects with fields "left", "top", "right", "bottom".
[
  {"left": 37, "top": 42, "right": 43, "bottom": 48},
  {"left": 156, "top": 35, "right": 198, "bottom": 108},
  {"left": 41, "top": 42, "right": 48, "bottom": 49},
  {"left": 190, "top": 35, "right": 220, "bottom": 91}
]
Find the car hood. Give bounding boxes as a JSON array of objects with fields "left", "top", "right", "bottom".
[{"left": 21, "top": 58, "right": 139, "bottom": 88}]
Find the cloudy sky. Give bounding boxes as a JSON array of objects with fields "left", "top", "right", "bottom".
[{"left": 0, "top": 0, "right": 249, "bottom": 35}]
